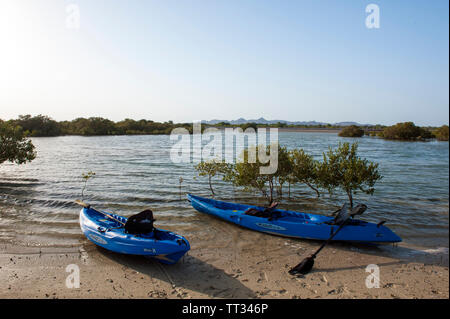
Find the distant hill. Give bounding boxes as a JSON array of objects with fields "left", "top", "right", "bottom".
[{"left": 201, "top": 117, "right": 372, "bottom": 127}]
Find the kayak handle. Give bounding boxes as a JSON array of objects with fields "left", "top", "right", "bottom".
[
  {"left": 98, "top": 227, "right": 107, "bottom": 233},
  {"left": 377, "top": 220, "right": 386, "bottom": 228},
  {"left": 98, "top": 226, "right": 124, "bottom": 233}
]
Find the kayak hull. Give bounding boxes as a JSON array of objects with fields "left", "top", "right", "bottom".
[
  {"left": 79, "top": 207, "right": 190, "bottom": 264},
  {"left": 187, "top": 194, "right": 402, "bottom": 243}
]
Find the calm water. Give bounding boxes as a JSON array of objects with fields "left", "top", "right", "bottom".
[{"left": 0, "top": 132, "right": 448, "bottom": 249}]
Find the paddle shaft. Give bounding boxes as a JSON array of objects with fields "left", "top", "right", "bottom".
[
  {"left": 311, "top": 220, "right": 348, "bottom": 258},
  {"left": 98, "top": 209, "right": 126, "bottom": 226},
  {"left": 75, "top": 200, "right": 125, "bottom": 226}
]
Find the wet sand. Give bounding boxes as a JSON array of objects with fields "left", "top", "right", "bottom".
[{"left": 0, "top": 221, "right": 448, "bottom": 299}]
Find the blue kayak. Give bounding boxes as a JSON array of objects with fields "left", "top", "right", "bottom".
[
  {"left": 187, "top": 194, "right": 402, "bottom": 243},
  {"left": 79, "top": 207, "right": 190, "bottom": 264}
]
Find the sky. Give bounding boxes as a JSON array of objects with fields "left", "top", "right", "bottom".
[{"left": 0, "top": 0, "right": 448, "bottom": 126}]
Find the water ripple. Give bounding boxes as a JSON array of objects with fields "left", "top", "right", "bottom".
[{"left": 0, "top": 133, "right": 448, "bottom": 249}]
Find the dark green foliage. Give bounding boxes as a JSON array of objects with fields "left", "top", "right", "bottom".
[
  {"left": 433, "top": 125, "right": 449, "bottom": 141},
  {"left": 225, "top": 144, "right": 291, "bottom": 204},
  {"left": 3, "top": 115, "right": 444, "bottom": 142},
  {"left": 318, "top": 142, "right": 382, "bottom": 207},
  {"left": 12, "top": 114, "right": 61, "bottom": 137},
  {"left": 240, "top": 122, "right": 258, "bottom": 131},
  {"left": 338, "top": 125, "right": 364, "bottom": 137},
  {"left": 7, "top": 115, "right": 182, "bottom": 136},
  {"left": 0, "top": 121, "right": 36, "bottom": 165},
  {"left": 381, "top": 122, "right": 434, "bottom": 141},
  {"left": 194, "top": 160, "right": 232, "bottom": 196},
  {"left": 114, "top": 118, "right": 176, "bottom": 135},
  {"left": 289, "top": 149, "right": 321, "bottom": 197},
  {"left": 196, "top": 142, "right": 382, "bottom": 207},
  {"left": 62, "top": 117, "right": 116, "bottom": 135}
]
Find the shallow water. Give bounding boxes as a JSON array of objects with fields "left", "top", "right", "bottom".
[{"left": 0, "top": 132, "right": 448, "bottom": 249}]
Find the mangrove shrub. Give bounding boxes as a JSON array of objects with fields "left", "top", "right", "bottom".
[
  {"left": 0, "top": 121, "right": 36, "bottom": 165},
  {"left": 433, "top": 125, "right": 449, "bottom": 141},
  {"left": 381, "top": 122, "right": 433, "bottom": 141},
  {"left": 338, "top": 125, "right": 364, "bottom": 138},
  {"left": 288, "top": 149, "right": 321, "bottom": 197},
  {"left": 194, "top": 160, "right": 232, "bottom": 196},
  {"left": 319, "top": 142, "right": 382, "bottom": 208},
  {"left": 226, "top": 144, "right": 291, "bottom": 204}
]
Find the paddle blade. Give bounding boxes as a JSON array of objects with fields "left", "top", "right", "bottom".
[
  {"left": 74, "top": 200, "right": 89, "bottom": 208},
  {"left": 289, "top": 256, "right": 315, "bottom": 276},
  {"left": 333, "top": 203, "right": 350, "bottom": 225},
  {"left": 350, "top": 204, "right": 367, "bottom": 217}
]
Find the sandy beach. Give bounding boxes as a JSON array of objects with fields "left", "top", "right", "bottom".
[{"left": 1, "top": 222, "right": 448, "bottom": 299}]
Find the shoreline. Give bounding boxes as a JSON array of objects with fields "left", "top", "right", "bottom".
[
  {"left": 276, "top": 127, "right": 341, "bottom": 133},
  {"left": 23, "top": 127, "right": 343, "bottom": 138},
  {"left": 1, "top": 230, "right": 448, "bottom": 299}
]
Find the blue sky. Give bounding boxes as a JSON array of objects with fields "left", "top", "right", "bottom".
[{"left": 0, "top": 0, "right": 448, "bottom": 125}]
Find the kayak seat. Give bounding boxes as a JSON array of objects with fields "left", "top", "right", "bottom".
[
  {"left": 125, "top": 209, "right": 156, "bottom": 235},
  {"left": 244, "top": 206, "right": 281, "bottom": 221}
]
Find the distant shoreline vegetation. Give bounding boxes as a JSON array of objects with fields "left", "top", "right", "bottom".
[
  {"left": 0, "top": 115, "right": 448, "bottom": 141},
  {"left": 338, "top": 125, "right": 365, "bottom": 137}
]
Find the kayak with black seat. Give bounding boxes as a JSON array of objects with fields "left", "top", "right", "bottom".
[
  {"left": 187, "top": 194, "right": 401, "bottom": 243},
  {"left": 78, "top": 202, "right": 190, "bottom": 264}
]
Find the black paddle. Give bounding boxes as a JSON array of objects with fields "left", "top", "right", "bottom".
[
  {"left": 289, "top": 204, "right": 367, "bottom": 276},
  {"left": 289, "top": 219, "right": 348, "bottom": 276}
]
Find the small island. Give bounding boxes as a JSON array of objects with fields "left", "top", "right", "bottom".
[{"left": 338, "top": 125, "right": 365, "bottom": 137}]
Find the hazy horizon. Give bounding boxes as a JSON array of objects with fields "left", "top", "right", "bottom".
[
  {"left": 0, "top": 114, "right": 447, "bottom": 127},
  {"left": 1, "top": 1, "right": 448, "bottom": 126}
]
